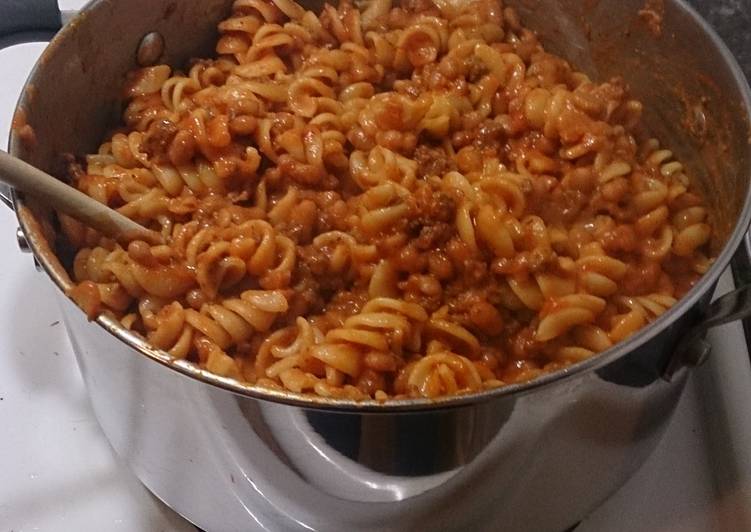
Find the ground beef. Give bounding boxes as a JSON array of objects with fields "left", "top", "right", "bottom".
[
  {"left": 413, "top": 222, "right": 454, "bottom": 250},
  {"left": 142, "top": 119, "right": 178, "bottom": 163},
  {"left": 447, "top": 291, "right": 504, "bottom": 336},
  {"left": 414, "top": 144, "right": 452, "bottom": 178},
  {"left": 405, "top": 186, "right": 457, "bottom": 249}
]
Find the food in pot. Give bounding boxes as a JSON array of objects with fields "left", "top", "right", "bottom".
[{"left": 61, "top": 0, "right": 713, "bottom": 400}]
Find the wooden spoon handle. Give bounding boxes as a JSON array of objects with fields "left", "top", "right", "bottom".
[{"left": 0, "top": 150, "right": 162, "bottom": 245}]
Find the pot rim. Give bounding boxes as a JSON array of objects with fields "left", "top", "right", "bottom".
[{"left": 10, "top": 0, "right": 751, "bottom": 412}]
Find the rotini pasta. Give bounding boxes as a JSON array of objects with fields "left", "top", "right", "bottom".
[{"left": 63, "top": 0, "right": 714, "bottom": 400}]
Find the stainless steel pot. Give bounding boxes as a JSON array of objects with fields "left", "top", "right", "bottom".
[{"left": 3, "top": 0, "right": 751, "bottom": 530}]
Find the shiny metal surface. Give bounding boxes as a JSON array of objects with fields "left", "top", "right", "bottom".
[
  {"left": 5, "top": 0, "right": 751, "bottom": 530},
  {"left": 61, "top": 291, "right": 689, "bottom": 531},
  {"left": 0, "top": 183, "right": 12, "bottom": 209},
  {"left": 15, "top": 226, "right": 29, "bottom": 253},
  {"left": 136, "top": 31, "right": 165, "bottom": 67},
  {"left": 667, "top": 285, "right": 751, "bottom": 377}
]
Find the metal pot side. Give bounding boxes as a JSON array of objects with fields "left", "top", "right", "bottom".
[
  {"left": 8, "top": 0, "right": 751, "bottom": 530},
  {"left": 61, "top": 292, "right": 690, "bottom": 531}
]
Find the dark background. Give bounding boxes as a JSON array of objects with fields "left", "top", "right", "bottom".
[{"left": 690, "top": 0, "right": 751, "bottom": 78}]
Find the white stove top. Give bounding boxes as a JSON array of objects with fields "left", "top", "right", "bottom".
[{"left": 1, "top": 4, "right": 751, "bottom": 530}]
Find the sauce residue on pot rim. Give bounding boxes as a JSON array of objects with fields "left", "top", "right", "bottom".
[
  {"left": 638, "top": 0, "right": 665, "bottom": 37},
  {"left": 11, "top": 108, "right": 37, "bottom": 149}
]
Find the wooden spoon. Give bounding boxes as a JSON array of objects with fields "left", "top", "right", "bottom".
[{"left": 0, "top": 150, "right": 163, "bottom": 245}]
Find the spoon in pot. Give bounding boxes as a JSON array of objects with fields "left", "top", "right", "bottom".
[{"left": 0, "top": 149, "right": 163, "bottom": 245}]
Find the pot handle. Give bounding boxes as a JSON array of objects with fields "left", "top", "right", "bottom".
[
  {"left": 0, "top": 0, "right": 63, "bottom": 209},
  {"left": 664, "top": 249, "right": 751, "bottom": 380}
]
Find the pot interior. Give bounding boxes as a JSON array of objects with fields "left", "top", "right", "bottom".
[
  {"left": 9, "top": 0, "right": 751, "bottom": 405},
  {"left": 509, "top": 0, "right": 751, "bottom": 252}
]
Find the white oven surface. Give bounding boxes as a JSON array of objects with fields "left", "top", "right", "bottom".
[{"left": 1, "top": 3, "right": 750, "bottom": 530}]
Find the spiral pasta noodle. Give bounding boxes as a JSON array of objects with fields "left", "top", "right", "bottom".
[{"left": 64, "top": 0, "right": 714, "bottom": 400}]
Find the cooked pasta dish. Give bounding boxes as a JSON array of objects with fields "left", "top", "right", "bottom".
[{"left": 63, "top": 0, "right": 713, "bottom": 400}]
